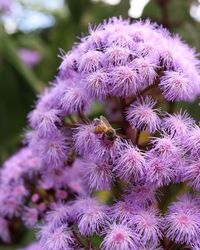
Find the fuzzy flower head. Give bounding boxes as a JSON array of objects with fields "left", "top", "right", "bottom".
[
  {"left": 125, "top": 183, "right": 157, "bottom": 208},
  {"left": 126, "top": 96, "right": 161, "bottom": 134},
  {"left": 168, "top": 194, "right": 200, "bottom": 215},
  {"left": 37, "top": 224, "right": 74, "bottom": 250},
  {"left": 110, "top": 200, "right": 137, "bottom": 222},
  {"left": 162, "top": 111, "right": 194, "bottom": 139},
  {"left": 131, "top": 207, "right": 162, "bottom": 248},
  {"left": 150, "top": 134, "right": 181, "bottom": 159},
  {"left": 22, "top": 207, "right": 38, "bottom": 228},
  {"left": 18, "top": 242, "right": 42, "bottom": 250},
  {"left": 145, "top": 155, "right": 175, "bottom": 187},
  {"left": 183, "top": 160, "right": 200, "bottom": 191},
  {"left": 135, "top": 58, "right": 157, "bottom": 87},
  {"left": 71, "top": 197, "right": 109, "bottom": 236},
  {"left": 0, "top": 183, "right": 28, "bottom": 218},
  {"left": 39, "top": 166, "right": 69, "bottom": 190},
  {"left": 73, "top": 124, "right": 96, "bottom": 157},
  {"left": 45, "top": 203, "right": 70, "bottom": 228},
  {"left": 59, "top": 84, "right": 91, "bottom": 114},
  {"left": 110, "top": 66, "right": 139, "bottom": 97},
  {"left": 101, "top": 222, "right": 140, "bottom": 250},
  {"left": 160, "top": 71, "right": 193, "bottom": 102},
  {"left": 84, "top": 69, "right": 110, "bottom": 99},
  {"left": 1, "top": 147, "right": 40, "bottom": 185},
  {"left": 165, "top": 196, "right": 200, "bottom": 245},
  {"left": 104, "top": 46, "right": 133, "bottom": 67},
  {"left": 84, "top": 160, "right": 113, "bottom": 191},
  {"left": 71, "top": 197, "right": 104, "bottom": 220},
  {"left": 28, "top": 108, "right": 61, "bottom": 138},
  {"left": 187, "top": 125, "right": 200, "bottom": 157},
  {"left": 65, "top": 159, "right": 89, "bottom": 195},
  {"left": 78, "top": 50, "right": 103, "bottom": 73},
  {"left": 35, "top": 131, "right": 70, "bottom": 168},
  {"left": 114, "top": 143, "right": 146, "bottom": 182}
]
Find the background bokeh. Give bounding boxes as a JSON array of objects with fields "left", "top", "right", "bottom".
[{"left": 1, "top": 0, "right": 200, "bottom": 249}]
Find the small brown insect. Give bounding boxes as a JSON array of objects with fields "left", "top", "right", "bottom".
[{"left": 94, "top": 116, "right": 117, "bottom": 142}]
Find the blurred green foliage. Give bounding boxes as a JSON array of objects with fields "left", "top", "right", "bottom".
[{"left": 0, "top": 0, "right": 200, "bottom": 248}]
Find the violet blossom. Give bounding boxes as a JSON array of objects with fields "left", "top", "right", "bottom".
[{"left": 1, "top": 17, "right": 200, "bottom": 250}]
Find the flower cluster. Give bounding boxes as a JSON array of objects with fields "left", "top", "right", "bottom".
[{"left": 1, "top": 17, "right": 200, "bottom": 250}]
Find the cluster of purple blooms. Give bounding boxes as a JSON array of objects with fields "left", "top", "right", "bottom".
[{"left": 1, "top": 17, "right": 200, "bottom": 250}]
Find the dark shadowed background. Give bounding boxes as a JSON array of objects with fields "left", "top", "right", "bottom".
[{"left": 0, "top": 0, "right": 200, "bottom": 249}]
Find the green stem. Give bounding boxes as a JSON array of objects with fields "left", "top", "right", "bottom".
[{"left": 0, "top": 26, "right": 45, "bottom": 93}]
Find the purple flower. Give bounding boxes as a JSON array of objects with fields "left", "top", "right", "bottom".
[
  {"left": 56, "top": 190, "right": 68, "bottom": 200},
  {"left": 0, "top": 183, "right": 28, "bottom": 218},
  {"left": 104, "top": 46, "right": 133, "bottom": 67},
  {"left": 28, "top": 108, "right": 61, "bottom": 138},
  {"left": 73, "top": 124, "right": 96, "bottom": 157},
  {"left": 1, "top": 147, "right": 40, "bottom": 185},
  {"left": 38, "top": 224, "right": 74, "bottom": 250},
  {"left": 82, "top": 24, "right": 106, "bottom": 51},
  {"left": 145, "top": 155, "right": 175, "bottom": 187},
  {"left": 18, "top": 242, "right": 42, "bottom": 250},
  {"left": 110, "top": 66, "right": 139, "bottom": 97},
  {"left": 18, "top": 48, "right": 41, "bottom": 68},
  {"left": 83, "top": 160, "right": 113, "bottom": 191},
  {"left": 78, "top": 50, "right": 104, "bottom": 73},
  {"left": 168, "top": 194, "right": 200, "bottom": 214},
  {"left": 65, "top": 159, "right": 89, "bottom": 195},
  {"left": 126, "top": 96, "right": 161, "bottom": 134},
  {"left": 35, "top": 131, "right": 70, "bottom": 168},
  {"left": 45, "top": 203, "right": 70, "bottom": 228},
  {"left": 131, "top": 207, "right": 163, "bottom": 248},
  {"left": 150, "top": 134, "right": 181, "bottom": 159},
  {"left": 101, "top": 222, "right": 140, "bottom": 250},
  {"left": 84, "top": 69, "right": 110, "bottom": 99},
  {"left": 162, "top": 111, "right": 194, "bottom": 139},
  {"left": 110, "top": 200, "right": 137, "bottom": 222},
  {"left": 59, "top": 50, "right": 80, "bottom": 78},
  {"left": 164, "top": 195, "right": 200, "bottom": 245},
  {"left": 2, "top": 16, "right": 200, "bottom": 250},
  {"left": 22, "top": 207, "right": 38, "bottom": 228},
  {"left": 107, "top": 30, "right": 134, "bottom": 49},
  {"left": 40, "top": 166, "right": 69, "bottom": 189},
  {"left": 186, "top": 125, "right": 200, "bottom": 157},
  {"left": 190, "top": 243, "right": 200, "bottom": 250},
  {"left": 125, "top": 183, "right": 157, "bottom": 208},
  {"left": 87, "top": 135, "right": 122, "bottom": 163},
  {"left": 72, "top": 197, "right": 109, "bottom": 235},
  {"left": 134, "top": 58, "right": 158, "bottom": 87},
  {"left": 59, "top": 84, "right": 91, "bottom": 114},
  {"left": 114, "top": 142, "right": 146, "bottom": 182},
  {"left": 77, "top": 201, "right": 109, "bottom": 236},
  {"left": 160, "top": 71, "right": 193, "bottom": 101},
  {"left": 163, "top": 34, "right": 197, "bottom": 60},
  {"left": 183, "top": 160, "right": 200, "bottom": 191}
]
